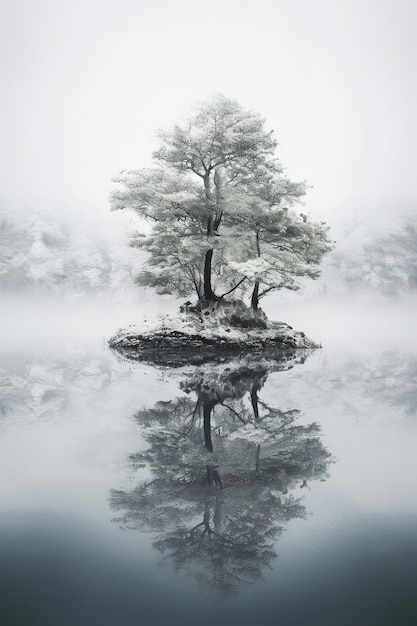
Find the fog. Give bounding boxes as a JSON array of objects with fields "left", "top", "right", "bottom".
[
  {"left": 1, "top": 0, "right": 417, "bottom": 223},
  {"left": 2, "top": 281, "right": 417, "bottom": 624},
  {"left": 1, "top": 2, "right": 417, "bottom": 624}
]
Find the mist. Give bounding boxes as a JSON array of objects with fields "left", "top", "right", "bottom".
[
  {"left": 1, "top": 0, "right": 417, "bottom": 222},
  {"left": 1, "top": 2, "right": 417, "bottom": 625}
]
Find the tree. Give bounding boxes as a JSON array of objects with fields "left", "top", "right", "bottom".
[
  {"left": 110, "top": 359, "right": 333, "bottom": 598},
  {"left": 110, "top": 94, "right": 332, "bottom": 309},
  {"left": 228, "top": 194, "right": 333, "bottom": 310},
  {"left": 324, "top": 217, "right": 417, "bottom": 297}
]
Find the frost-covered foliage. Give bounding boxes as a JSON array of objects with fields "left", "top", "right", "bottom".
[
  {"left": 110, "top": 362, "right": 333, "bottom": 599},
  {"left": 0, "top": 206, "right": 142, "bottom": 296},
  {"left": 0, "top": 351, "right": 127, "bottom": 422},
  {"left": 110, "top": 94, "right": 333, "bottom": 309},
  {"left": 320, "top": 210, "right": 417, "bottom": 297}
]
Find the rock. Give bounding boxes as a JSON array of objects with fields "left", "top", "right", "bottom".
[{"left": 109, "top": 301, "right": 319, "bottom": 367}]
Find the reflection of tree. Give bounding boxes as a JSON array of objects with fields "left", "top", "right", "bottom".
[
  {"left": 283, "top": 352, "right": 417, "bottom": 420},
  {"left": 110, "top": 361, "right": 333, "bottom": 599},
  {"left": 0, "top": 353, "right": 118, "bottom": 422}
]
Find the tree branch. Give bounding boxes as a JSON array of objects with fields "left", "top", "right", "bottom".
[
  {"left": 258, "top": 286, "right": 275, "bottom": 299},
  {"left": 219, "top": 276, "right": 247, "bottom": 298},
  {"left": 221, "top": 403, "right": 248, "bottom": 425}
]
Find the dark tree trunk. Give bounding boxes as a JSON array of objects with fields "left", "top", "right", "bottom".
[
  {"left": 206, "top": 465, "right": 222, "bottom": 488},
  {"left": 255, "top": 444, "right": 261, "bottom": 473},
  {"left": 250, "top": 229, "right": 261, "bottom": 310},
  {"left": 206, "top": 213, "right": 214, "bottom": 236},
  {"left": 251, "top": 281, "right": 260, "bottom": 311},
  {"left": 250, "top": 382, "right": 260, "bottom": 420},
  {"left": 203, "top": 400, "right": 215, "bottom": 452},
  {"left": 203, "top": 248, "right": 219, "bottom": 301},
  {"left": 203, "top": 505, "right": 211, "bottom": 532},
  {"left": 202, "top": 171, "right": 223, "bottom": 303}
]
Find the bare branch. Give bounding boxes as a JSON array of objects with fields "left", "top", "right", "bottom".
[{"left": 219, "top": 277, "right": 247, "bottom": 298}]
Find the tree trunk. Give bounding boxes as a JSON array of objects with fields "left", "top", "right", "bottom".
[
  {"left": 250, "top": 229, "right": 261, "bottom": 310},
  {"left": 203, "top": 248, "right": 219, "bottom": 301},
  {"left": 206, "top": 465, "right": 222, "bottom": 488},
  {"left": 255, "top": 444, "right": 261, "bottom": 473},
  {"left": 203, "top": 400, "right": 214, "bottom": 452},
  {"left": 250, "top": 382, "right": 260, "bottom": 420},
  {"left": 251, "top": 281, "right": 260, "bottom": 310},
  {"left": 202, "top": 171, "right": 221, "bottom": 302}
]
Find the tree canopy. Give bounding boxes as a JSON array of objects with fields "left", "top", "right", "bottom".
[
  {"left": 111, "top": 94, "right": 332, "bottom": 309},
  {"left": 110, "top": 361, "right": 333, "bottom": 598}
]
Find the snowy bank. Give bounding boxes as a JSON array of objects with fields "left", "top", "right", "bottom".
[{"left": 109, "top": 300, "right": 319, "bottom": 367}]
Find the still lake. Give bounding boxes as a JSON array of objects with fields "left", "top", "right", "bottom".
[{"left": 1, "top": 294, "right": 417, "bottom": 626}]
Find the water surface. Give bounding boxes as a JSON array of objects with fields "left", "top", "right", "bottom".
[{"left": 1, "top": 296, "right": 417, "bottom": 625}]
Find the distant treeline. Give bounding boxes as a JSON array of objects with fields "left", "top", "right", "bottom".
[
  {"left": 321, "top": 213, "right": 417, "bottom": 296},
  {"left": 1, "top": 206, "right": 416, "bottom": 298},
  {"left": 0, "top": 206, "right": 142, "bottom": 295}
]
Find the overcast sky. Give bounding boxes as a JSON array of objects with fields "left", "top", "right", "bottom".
[{"left": 1, "top": 0, "right": 416, "bottom": 225}]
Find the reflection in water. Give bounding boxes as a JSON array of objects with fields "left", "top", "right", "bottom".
[
  {"left": 110, "top": 358, "right": 334, "bottom": 599},
  {"left": 1, "top": 335, "right": 417, "bottom": 624},
  {"left": 2, "top": 348, "right": 417, "bottom": 425}
]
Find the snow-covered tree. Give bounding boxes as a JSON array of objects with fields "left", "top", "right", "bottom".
[
  {"left": 322, "top": 216, "right": 417, "bottom": 296},
  {"left": 0, "top": 206, "right": 140, "bottom": 296},
  {"left": 110, "top": 94, "right": 332, "bottom": 309},
  {"left": 228, "top": 193, "right": 333, "bottom": 309},
  {"left": 110, "top": 362, "right": 333, "bottom": 598}
]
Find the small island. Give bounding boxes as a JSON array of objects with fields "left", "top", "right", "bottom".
[
  {"left": 109, "top": 95, "right": 332, "bottom": 363},
  {"left": 109, "top": 299, "right": 317, "bottom": 366}
]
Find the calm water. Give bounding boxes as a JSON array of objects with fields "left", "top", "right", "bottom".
[{"left": 1, "top": 295, "right": 417, "bottom": 626}]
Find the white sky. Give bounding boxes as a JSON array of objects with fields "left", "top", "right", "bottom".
[{"left": 1, "top": 0, "right": 416, "bottom": 224}]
